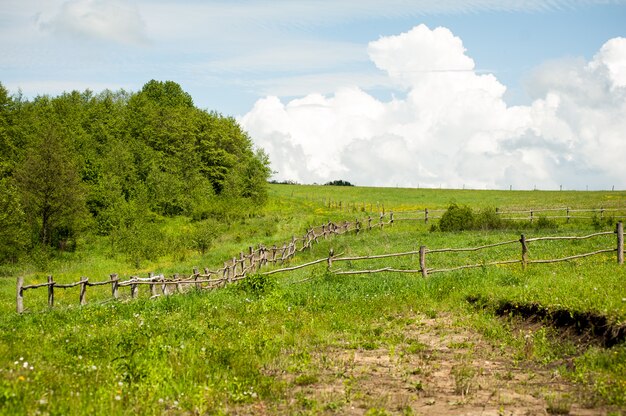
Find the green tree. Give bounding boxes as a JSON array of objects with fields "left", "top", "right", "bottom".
[
  {"left": 15, "top": 123, "right": 87, "bottom": 247},
  {"left": 0, "top": 178, "right": 27, "bottom": 262}
]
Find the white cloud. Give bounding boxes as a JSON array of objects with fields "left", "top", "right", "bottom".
[
  {"left": 37, "top": 0, "right": 148, "bottom": 45},
  {"left": 241, "top": 25, "right": 626, "bottom": 190}
]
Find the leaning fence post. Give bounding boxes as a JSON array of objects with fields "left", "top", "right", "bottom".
[
  {"left": 16, "top": 276, "right": 24, "bottom": 314},
  {"left": 520, "top": 234, "right": 528, "bottom": 269},
  {"left": 617, "top": 222, "right": 624, "bottom": 265},
  {"left": 419, "top": 246, "right": 428, "bottom": 278},
  {"left": 110, "top": 274, "right": 119, "bottom": 299},
  {"left": 47, "top": 275, "right": 54, "bottom": 308},
  {"left": 79, "top": 277, "right": 88, "bottom": 306}
]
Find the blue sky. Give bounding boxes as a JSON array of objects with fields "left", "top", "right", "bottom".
[{"left": 2, "top": 1, "right": 626, "bottom": 189}]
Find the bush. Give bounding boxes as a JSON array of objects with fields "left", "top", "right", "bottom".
[
  {"left": 238, "top": 273, "right": 276, "bottom": 297},
  {"left": 439, "top": 204, "right": 475, "bottom": 232},
  {"left": 474, "top": 208, "right": 504, "bottom": 230}
]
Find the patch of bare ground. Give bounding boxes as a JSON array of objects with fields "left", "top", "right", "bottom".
[{"left": 235, "top": 312, "right": 616, "bottom": 415}]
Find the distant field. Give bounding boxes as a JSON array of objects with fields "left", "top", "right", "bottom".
[
  {"left": 269, "top": 183, "right": 626, "bottom": 211},
  {"left": 1, "top": 185, "right": 625, "bottom": 414}
]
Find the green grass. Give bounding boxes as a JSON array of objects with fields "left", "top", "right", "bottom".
[{"left": 1, "top": 184, "right": 625, "bottom": 414}]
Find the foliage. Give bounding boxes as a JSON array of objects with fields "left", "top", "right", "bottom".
[
  {"left": 324, "top": 179, "right": 354, "bottom": 186},
  {"left": 0, "top": 178, "right": 27, "bottom": 262},
  {"left": 14, "top": 123, "right": 87, "bottom": 248},
  {"left": 0, "top": 81, "right": 272, "bottom": 265},
  {"left": 437, "top": 203, "right": 475, "bottom": 231}
]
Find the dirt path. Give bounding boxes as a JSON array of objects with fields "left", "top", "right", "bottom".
[{"left": 242, "top": 312, "right": 611, "bottom": 415}]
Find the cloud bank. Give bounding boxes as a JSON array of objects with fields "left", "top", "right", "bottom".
[{"left": 240, "top": 25, "right": 626, "bottom": 190}]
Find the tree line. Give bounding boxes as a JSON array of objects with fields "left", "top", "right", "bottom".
[{"left": 0, "top": 80, "right": 271, "bottom": 265}]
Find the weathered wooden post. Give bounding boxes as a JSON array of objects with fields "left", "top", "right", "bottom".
[
  {"left": 110, "top": 273, "right": 119, "bottom": 300},
  {"left": 327, "top": 248, "right": 334, "bottom": 269},
  {"left": 379, "top": 212, "right": 384, "bottom": 229},
  {"left": 47, "top": 275, "right": 54, "bottom": 308},
  {"left": 130, "top": 277, "right": 138, "bottom": 299},
  {"left": 16, "top": 276, "right": 24, "bottom": 314},
  {"left": 390, "top": 211, "right": 394, "bottom": 227},
  {"left": 79, "top": 277, "right": 88, "bottom": 306},
  {"left": 425, "top": 208, "right": 429, "bottom": 223},
  {"left": 368, "top": 216, "right": 372, "bottom": 230},
  {"left": 566, "top": 207, "right": 570, "bottom": 223},
  {"left": 322, "top": 224, "right": 327, "bottom": 239},
  {"left": 529, "top": 210, "right": 534, "bottom": 224},
  {"left": 193, "top": 268, "right": 200, "bottom": 291},
  {"left": 356, "top": 218, "right": 361, "bottom": 234},
  {"left": 419, "top": 246, "right": 428, "bottom": 278},
  {"left": 149, "top": 272, "right": 157, "bottom": 297},
  {"left": 162, "top": 275, "right": 169, "bottom": 296},
  {"left": 617, "top": 222, "right": 624, "bottom": 265},
  {"left": 520, "top": 234, "right": 528, "bottom": 270},
  {"left": 175, "top": 273, "right": 182, "bottom": 292},
  {"left": 272, "top": 245, "right": 277, "bottom": 263},
  {"left": 601, "top": 207, "right": 605, "bottom": 220}
]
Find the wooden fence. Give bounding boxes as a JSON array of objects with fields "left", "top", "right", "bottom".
[
  {"left": 15, "top": 208, "right": 624, "bottom": 313},
  {"left": 387, "top": 206, "right": 626, "bottom": 224},
  {"left": 263, "top": 222, "right": 625, "bottom": 278},
  {"left": 16, "top": 213, "right": 397, "bottom": 313}
]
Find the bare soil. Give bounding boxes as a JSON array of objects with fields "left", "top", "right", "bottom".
[{"left": 235, "top": 312, "right": 618, "bottom": 415}]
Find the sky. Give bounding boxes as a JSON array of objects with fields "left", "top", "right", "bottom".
[{"left": 2, "top": 1, "right": 626, "bottom": 190}]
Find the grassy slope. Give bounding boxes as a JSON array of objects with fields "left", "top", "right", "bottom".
[{"left": 1, "top": 185, "right": 625, "bottom": 414}]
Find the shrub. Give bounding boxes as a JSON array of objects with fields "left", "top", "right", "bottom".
[
  {"left": 439, "top": 203, "right": 475, "bottom": 232},
  {"left": 474, "top": 207, "right": 504, "bottom": 230}
]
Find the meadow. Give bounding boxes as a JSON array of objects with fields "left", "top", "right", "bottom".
[{"left": 1, "top": 185, "right": 625, "bottom": 415}]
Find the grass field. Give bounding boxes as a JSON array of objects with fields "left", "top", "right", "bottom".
[{"left": 1, "top": 185, "right": 625, "bottom": 415}]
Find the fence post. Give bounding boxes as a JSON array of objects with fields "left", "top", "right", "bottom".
[
  {"left": 356, "top": 218, "right": 361, "bottom": 234},
  {"left": 175, "top": 273, "right": 182, "bottom": 292},
  {"left": 327, "top": 248, "right": 334, "bottom": 269},
  {"left": 149, "top": 272, "right": 157, "bottom": 297},
  {"left": 567, "top": 207, "right": 570, "bottom": 223},
  {"left": 79, "top": 277, "right": 88, "bottom": 306},
  {"left": 130, "top": 277, "right": 138, "bottom": 299},
  {"left": 193, "top": 268, "right": 200, "bottom": 291},
  {"left": 110, "top": 274, "right": 119, "bottom": 299},
  {"left": 425, "top": 208, "right": 429, "bottom": 223},
  {"left": 530, "top": 210, "right": 534, "bottom": 224},
  {"left": 272, "top": 245, "right": 277, "bottom": 263},
  {"left": 419, "top": 246, "right": 428, "bottom": 278},
  {"left": 617, "top": 222, "right": 624, "bottom": 265},
  {"left": 520, "top": 234, "right": 528, "bottom": 269},
  {"left": 47, "top": 275, "right": 54, "bottom": 308},
  {"left": 379, "top": 212, "right": 384, "bottom": 229},
  {"left": 162, "top": 275, "right": 169, "bottom": 296},
  {"left": 16, "top": 276, "right": 24, "bottom": 314},
  {"left": 390, "top": 211, "right": 394, "bottom": 226},
  {"left": 368, "top": 216, "right": 372, "bottom": 230},
  {"left": 322, "top": 224, "right": 327, "bottom": 239}
]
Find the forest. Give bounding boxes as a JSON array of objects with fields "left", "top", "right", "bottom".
[{"left": 0, "top": 80, "right": 271, "bottom": 267}]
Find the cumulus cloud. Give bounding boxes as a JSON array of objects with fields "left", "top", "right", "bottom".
[
  {"left": 37, "top": 0, "right": 148, "bottom": 45},
  {"left": 240, "top": 25, "right": 626, "bottom": 190}
]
